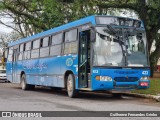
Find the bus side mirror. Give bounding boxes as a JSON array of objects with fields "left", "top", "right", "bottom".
[{"left": 91, "top": 29, "right": 96, "bottom": 42}]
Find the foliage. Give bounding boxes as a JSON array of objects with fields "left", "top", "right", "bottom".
[
  {"left": 0, "top": 0, "right": 116, "bottom": 36},
  {"left": 132, "top": 78, "right": 160, "bottom": 95}
]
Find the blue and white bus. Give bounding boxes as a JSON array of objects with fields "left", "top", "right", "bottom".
[{"left": 6, "top": 15, "right": 150, "bottom": 97}]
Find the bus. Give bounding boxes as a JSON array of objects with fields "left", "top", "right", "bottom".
[{"left": 6, "top": 15, "right": 150, "bottom": 97}]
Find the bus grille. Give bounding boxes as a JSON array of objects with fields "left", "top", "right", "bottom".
[
  {"left": 114, "top": 77, "right": 139, "bottom": 82},
  {"left": 114, "top": 85, "right": 138, "bottom": 89},
  {"left": 114, "top": 71, "right": 138, "bottom": 74}
]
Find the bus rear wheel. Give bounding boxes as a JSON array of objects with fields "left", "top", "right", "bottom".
[
  {"left": 21, "top": 74, "right": 35, "bottom": 90},
  {"left": 67, "top": 74, "right": 78, "bottom": 98}
]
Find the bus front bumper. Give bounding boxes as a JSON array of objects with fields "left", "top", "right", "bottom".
[{"left": 91, "top": 79, "right": 150, "bottom": 91}]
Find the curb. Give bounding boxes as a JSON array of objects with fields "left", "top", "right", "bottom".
[{"left": 122, "top": 92, "right": 160, "bottom": 102}]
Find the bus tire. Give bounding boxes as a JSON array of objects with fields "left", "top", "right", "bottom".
[
  {"left": 21, "top": 74, "right": 30, "bottom": 90},
  {"left": 67, "top": 74, "right": 78, "bottom": 98}
]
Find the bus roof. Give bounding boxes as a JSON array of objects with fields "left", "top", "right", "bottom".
[{"left": 8, "top": 15, "right": 96, "bottom": 47}]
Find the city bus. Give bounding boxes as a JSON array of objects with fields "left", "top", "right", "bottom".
[{"left": 6, "top": 15, "right": 150, "bottom": 97}]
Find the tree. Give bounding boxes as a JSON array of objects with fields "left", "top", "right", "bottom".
[
  {"left": 0, "top": 0, "right": 113, "bottom": 34},
  {"left": 0, "top": 31, "right": 21, "bottom": 46}
]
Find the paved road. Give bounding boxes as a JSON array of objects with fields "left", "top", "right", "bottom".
[{"left": 0, "top": 82, "right": 160, "bottom": 120}]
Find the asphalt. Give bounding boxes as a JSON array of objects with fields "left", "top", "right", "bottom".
[
  {"left": 1, "top": 80, "right": 160, "bottom": 102},
  {"left": 122, "top": 92, "right": 160, "bottom": 102}
]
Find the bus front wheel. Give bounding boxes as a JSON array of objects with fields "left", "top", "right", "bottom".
[
  {"left": 67, "top": 74, "right": 78, "bottom": 98},
  {"left": 21, "top": 74, "right": 35, "bottom": 90}
]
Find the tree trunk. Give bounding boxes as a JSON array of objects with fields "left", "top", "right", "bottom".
[
  {"left": 149, "top": 43, "right": 160, "bottom": 77},
  {"left": 150, "top": 55, "right": 156, "bottom": 77}
]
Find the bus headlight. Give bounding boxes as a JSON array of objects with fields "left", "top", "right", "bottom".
[
  {"left": 100, "top": 76, "right": 112, "bottom": 81},
  {"left": 140, "top": 76, "right": 148, "bottom": 80}
]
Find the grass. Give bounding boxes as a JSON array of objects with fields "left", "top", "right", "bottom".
[{"left": 132, "top": 78, "right": 160, "bottom": 95}]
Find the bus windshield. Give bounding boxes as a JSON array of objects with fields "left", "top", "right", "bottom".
[{"left": 93, "top": 26, "right": 149, "bottom": 67}]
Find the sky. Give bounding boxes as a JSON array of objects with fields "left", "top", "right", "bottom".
[
  {"left": 0, "top": 17, "right": 13, "bottom": 33},
  {"left": 0, "top": 24, "right": 12, "bottom": 33}
]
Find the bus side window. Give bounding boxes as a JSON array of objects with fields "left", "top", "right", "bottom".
[
  {"left": 19, "top": 44, "right": 24, "bottom": 52},
  {"left": 23, "top": 43, "right": 26, "bottom": 51},
  {"left": 50, "top": 33, "right": 63, "bottom": 56},
  {"left": 40, "top": 39, "right": 43, "bottom": 48},
  {"left": 18, "top": 44, "right": 24, "bottom": 60},
  {"left": 7, "top": 47, "right": 13, "bottom": 62},
  {"left": 23, "top": 42, "right": 31, "bottom": 60},
  {"left": 64, "top": 29, "right": 78, "bottom": 54},
  {"left": 31, "top": 39, "right": 40, "bottom": 59},
  {"left": 42, "top": 37, "right": 49, "bottom": 47},
  {"left": 26, "top": 42, "right": 31, "bottom": 51},
  {"left": 31, "top": 41, "right": 33, "bottom": 49},
  {"left": 8, "top": 47, "right": 13, "bottom": 54},
  {"left": 40, "top": 37, "right": 50, "bottom": 57},
  {"left": 7, "top": 54, "right": 13, "bottom": 62},
  {"left": 48, "top": 36, "right": 51, "bottom": 46},
  {"left": 32, "top": 39, "right": 40, "bottom": 49}
]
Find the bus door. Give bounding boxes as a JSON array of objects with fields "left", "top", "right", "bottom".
[
  {"left": 78, "top": 30, "right": 90, "bottom": 88},
  {"left": 12, "top": 48, "right": 18, "bottom": 82}
]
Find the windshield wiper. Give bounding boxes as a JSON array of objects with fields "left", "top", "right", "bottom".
[{"left": 106, "top": 25, "right": 117, "bottom": 35}]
